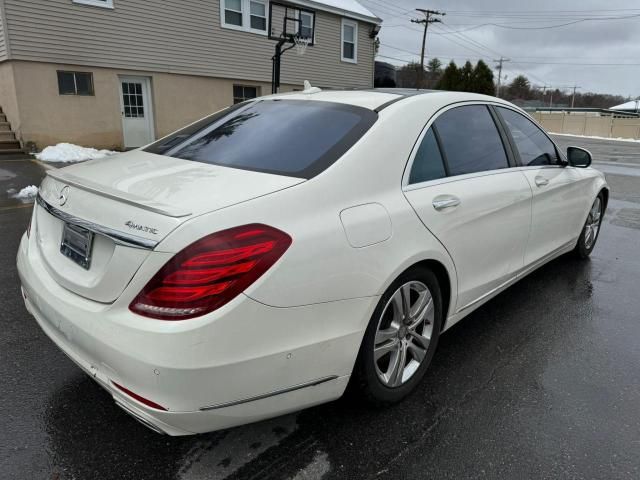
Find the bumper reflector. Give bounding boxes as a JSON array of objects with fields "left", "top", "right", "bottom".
[{"left": 112, "top": 381, "right": 168, "bottom": 411}]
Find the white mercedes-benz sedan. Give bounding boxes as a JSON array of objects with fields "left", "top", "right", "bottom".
[{"left": 17, "top": 89, "right": 607, "bottom": 435}]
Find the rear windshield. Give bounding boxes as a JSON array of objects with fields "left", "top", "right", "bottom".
[{"left": 144, "top": 99, "right": 378, "bottom": 179}]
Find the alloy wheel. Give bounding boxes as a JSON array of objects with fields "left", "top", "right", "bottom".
[
  {"left": 584, "top": 197, "right": 602, "bottom": 250},
  {"left": 373, "top": 281, "right": 434, "bottom": 387}
]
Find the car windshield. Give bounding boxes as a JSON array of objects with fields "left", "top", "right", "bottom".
[{"left": 144, "top": 99, "right": 378, "bottom": 179}]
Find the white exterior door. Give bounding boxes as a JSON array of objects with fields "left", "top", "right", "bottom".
[
  {"left": 492, "top": 106, "right": 589, "bottom": 265},
  {"left": 520, "top": 166, "right": 589, "bottom": 264},
  {"left": 405, "top": 172, "right": 532, "bottom": 312},
  {"left": 403, "top": 104, "right": 532, "bottom": 313},
  {"left": 119, "top": 76, "right": 154, "bottom": 148}
]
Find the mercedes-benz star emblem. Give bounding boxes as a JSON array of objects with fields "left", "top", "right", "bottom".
[{"left": 58, "top": 186, "right": 70, "bottom": 206}]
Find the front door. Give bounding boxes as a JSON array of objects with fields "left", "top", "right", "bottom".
[
  {"left": 493, "top": 106, "right": 589, "bottom": 265},
  {"left": 119, "top": 76, "right": 154, "bottom": 148}
]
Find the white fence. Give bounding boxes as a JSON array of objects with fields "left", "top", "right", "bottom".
[{"left": 532, "top": 112, "right": 640, "bottom": 139}]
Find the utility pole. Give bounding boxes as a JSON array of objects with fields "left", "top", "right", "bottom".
[
  {"left": 493, "top": 57, "right": 510, "bottom": 97},
  {"left": 570, "top": 85, "right": 581, "bottom": 108},
  {"left": 411, "top": 9, "right": 445, "bottom": 90}
]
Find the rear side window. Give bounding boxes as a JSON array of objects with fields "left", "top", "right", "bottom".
[
  {"left": 434, "top": 105, "right": 509, "bottom": 176},
  {"left": 144, "top": 100, "right": 377, "bottom": 179},
  {"left": 497, "top": 107, "right": 559, "bottom": 166},
  {"left": 409, "top": 127, "right": 446, "bottom": 184}
]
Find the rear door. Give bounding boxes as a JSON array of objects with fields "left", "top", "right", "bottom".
[
  {"left": 403, "top": 104, "right": 532, "bottom": 312},
  {"left": 494, "top": 107, "right": 589, "bottom": 265}
]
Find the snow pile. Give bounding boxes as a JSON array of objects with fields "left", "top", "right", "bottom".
[
  {"left": 36, "top": 143, "right": 117, "bottom": 163},
  {"left": 10, "top": 185, "right": 38, "bottom": 199}
]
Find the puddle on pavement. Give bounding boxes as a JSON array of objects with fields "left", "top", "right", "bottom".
[
  {"left": 611, "top": 208, "right": 640, "bottom": 230},
  {"left": 178, "top": 414, "right": 299, "bottom": 480}
]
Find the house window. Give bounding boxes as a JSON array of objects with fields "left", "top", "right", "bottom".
[
  {"left": 222, "top": 0, "right": 268, "bottom": 34},
  {"left": 250, "top": 1, "right": 267, "bottom": 31},
  {"left": 300, "top": 11, "right": 313, "bottom": 39},
  {"left": 341, "top": 19, "right": 358, "bottom": 63},
  {"left": 72, "top": 0, "right": 114, "bottom": 9},
  {"left": 57, "top": 71, "right": 94, "bottom": 95},
  {"left": 224, "top": 0, "right": 243, "bottom": 27},
  {"left": 233, "top": 85, "right": 259, "bottom": 104}
]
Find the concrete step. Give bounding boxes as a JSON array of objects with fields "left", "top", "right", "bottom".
[
  {"left": 0, "top": 122, "right": 11, "bottom": 132},
  {"left": 0, "top": 131, "right": 16, "bottom": 141},
  {"left": 0, "top": 140, "right": 22, "bottom": 150},
  {"left": 0, "top": 149, "right": 29, "bottom": 158}
]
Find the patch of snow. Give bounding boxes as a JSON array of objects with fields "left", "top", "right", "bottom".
[
  {"left": 549, "top": 132, "right": 640, "bottom": 143},
  {"left": 300, "top": 0, "right": 378, "bottom": 20},
  {"left": 10, "top": 185, "right": 38, "bottom": 199},
  {"left": 35, "top": 143, "right": 117, "bottom": 163}
]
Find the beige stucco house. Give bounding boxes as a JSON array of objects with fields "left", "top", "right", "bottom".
[{"left": 0, "top": 0, "right": 381, "bottom": 150}]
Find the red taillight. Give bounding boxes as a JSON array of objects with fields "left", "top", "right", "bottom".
[
  {"left": 112, "top": 381, "right": 167, "bottom": 411},
  {"left": 129, "top": 224, "right": 292, "bottom": 320}
]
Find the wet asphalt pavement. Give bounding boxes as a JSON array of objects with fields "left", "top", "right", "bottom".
[{"left": 1, "top": 138, "right": 640, "bottom": 479}]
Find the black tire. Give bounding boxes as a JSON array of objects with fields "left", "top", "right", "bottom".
[
  {"left": 574, "top": 192, "right": 604, "bottom": 259},
  {"left": 351, "top": 265, "right": 443, "bottom": 405}
]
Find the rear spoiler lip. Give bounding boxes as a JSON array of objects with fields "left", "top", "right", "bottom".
[{"left": 46, "top": 169, "right": 192, "bottom": 218}]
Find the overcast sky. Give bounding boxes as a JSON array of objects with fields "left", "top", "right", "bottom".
[{"left": 360, "top": 0, "right": 640, "bottom": 98}]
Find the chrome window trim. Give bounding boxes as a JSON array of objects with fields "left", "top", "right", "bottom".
[
  {"left": 36, "top": 194, "right": 158, "bottom": 250},
  {"left": 402, "top": 100, "right": 516, "bottom": 189},
  {"left": 199, "top": 375, "right": 339, "bottom": 411}
]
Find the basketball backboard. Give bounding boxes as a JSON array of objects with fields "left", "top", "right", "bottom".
[{"left": 268, "top": 1, "right": 316, "bottom": 45}]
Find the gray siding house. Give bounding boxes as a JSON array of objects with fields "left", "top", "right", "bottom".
[{"left": 0, "top": 0, "right": 380, "bottom": 150}]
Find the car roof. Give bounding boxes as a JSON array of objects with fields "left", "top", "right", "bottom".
[{"left": 261, "top": 88, "right": 505, "bottom": 112}]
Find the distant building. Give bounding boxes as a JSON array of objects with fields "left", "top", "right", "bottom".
[
  {"left": 374, "top": 61, "right": 396, "bottom": 87},
  {"left": 611, "top": 100, "right": 640, "bottom": 113}
]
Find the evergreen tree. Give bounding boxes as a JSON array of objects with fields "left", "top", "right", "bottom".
[
  {"left": 459, "top": 61, "right": 474, "bottom": 92},
  {"left": 426, "top": 58, "right": 442, "bottom": 74},
  {"left": 436, "top": 61, "right": 462, "bottom": 91},
  {"left": 508, "top": 75, "right": 531, "bottom": 99},
  {"left": 472, "top": 60, "right": 496, "bottom": 95},
  {"left": 396, "top": 61, "right": 423, "bottom": 88}
]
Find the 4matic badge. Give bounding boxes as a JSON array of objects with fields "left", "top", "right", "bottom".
[{"left": 125, "top": 221, "right": 159, "bottom": 235}]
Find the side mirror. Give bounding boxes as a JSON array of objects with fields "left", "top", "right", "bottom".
[{"left": 567, "top": 146, "right": 592, "bottom": 168}]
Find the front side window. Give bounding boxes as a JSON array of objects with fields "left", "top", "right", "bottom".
[
  {"left": 409, "top": 127, "right": 447, "bottom": 184},
  {"left": 57, "top": 71, "right": 94, "bottom": 96},
  {"left": 434, "top": 105, "right": 509, "bottom": 176},
  {"left": 233, "top": 85, "right": 259, "bottom": 104},
  {"left": 497, "top": 107, "right": 559, "bottom": 166},
  {"left": 341, "top": 19, "right": 357, "bottom": 63},
  {"left": 222, "top": 0, "right": 267, "bottom": 33},
  {"left": 145, "top": 100, "right": 378, "bottom": 179}
]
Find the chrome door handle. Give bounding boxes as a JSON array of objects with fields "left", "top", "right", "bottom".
[
  {"left": 432, "top": 197, "right": 461, "bottom": 211},
  {"left": 535, "top": 176, "right": 549, "bottom": 187}
]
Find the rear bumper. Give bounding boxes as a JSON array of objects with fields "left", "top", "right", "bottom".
[{"left": 17, "top": 233, "right": 376, "bottom": 435}]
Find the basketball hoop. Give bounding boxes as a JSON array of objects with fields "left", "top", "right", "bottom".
[
  {"left": 293, "top": 35, "right": 311, "bottom": 56},
  {"left": 269, "top": 2, "right": 316, "bottom": 93}
]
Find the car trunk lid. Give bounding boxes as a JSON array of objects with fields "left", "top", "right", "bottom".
[{"left": 34, "top": 151, "right": 304, "bottom": 303}]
